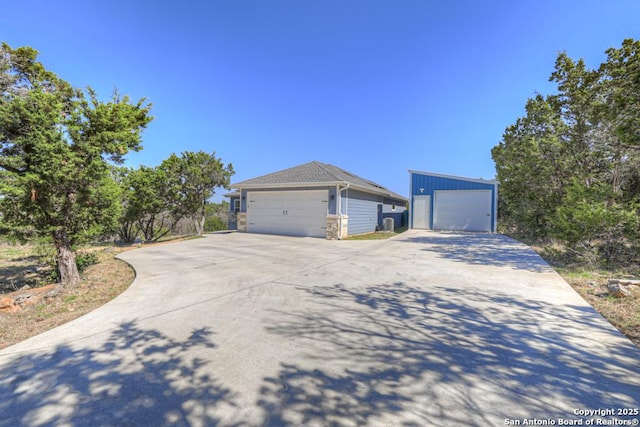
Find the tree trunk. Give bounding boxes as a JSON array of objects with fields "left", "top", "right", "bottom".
[
  {"left": 193, "top": 214, "right": 204, "bottom": 236},
  {"left": 52, "top": 228, "right": 81, "bottom": 287},
  {"left": 192, "top": 203, "right": 205, "bottom": 236},
  {"left": 118, "top": 221, "right": 138, "bottom": 243}
]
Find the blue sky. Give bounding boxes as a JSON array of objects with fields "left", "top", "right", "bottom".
[{"left": 3, "top": 1, "right": 640, "bottom": 199}]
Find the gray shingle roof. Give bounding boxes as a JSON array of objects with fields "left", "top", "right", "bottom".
[{"left": 231, "top": 161, "right": 407, "bottom": 200}]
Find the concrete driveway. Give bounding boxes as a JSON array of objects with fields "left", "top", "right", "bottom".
[{"left": 1, "top": 230, "right": 639, "bottom": 426}]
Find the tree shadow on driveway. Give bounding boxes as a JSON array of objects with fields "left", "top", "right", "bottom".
[
  {"left": 402, "top": 232, "right": 553, "bottom": 273},
  {"left": 260, "top": 282, "right": 640, "bottom": 426},
  {"left": 0, "top": 323, "right": 240, "bottom": 427}
]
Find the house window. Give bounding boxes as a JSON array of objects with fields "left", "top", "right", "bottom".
[
  {"left": 392, "top": 202, "right": 396, "bottom": 211},
  {"left": 234, "top": 199, "right": 240, "bottom": 212}
]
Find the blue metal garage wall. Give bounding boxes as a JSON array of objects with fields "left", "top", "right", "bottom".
[{"left": 410, "top": 172, "right": 498, "bottom": 231}]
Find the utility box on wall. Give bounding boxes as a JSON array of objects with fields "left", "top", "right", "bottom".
[{"left": 408, "top": 170, "right": 498, "bottom": 232}]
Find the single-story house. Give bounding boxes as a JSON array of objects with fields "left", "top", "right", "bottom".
[
  {"left": 227, "top": 161, "right": 407, "bottom": 239},
  {"left": 409, "top": 170, "right": 498, "bottom": 232}
]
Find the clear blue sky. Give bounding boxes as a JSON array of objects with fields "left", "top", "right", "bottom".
[{"left": 3, "top": 1, "right": 640, "bottom": 199}]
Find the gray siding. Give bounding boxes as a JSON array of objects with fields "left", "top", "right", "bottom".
[
  {"left": 347, "top": 189, "right": 382, "bottom": 235},
  {"left": 382, "top": 197, "right": 406, "bottom": 213}
]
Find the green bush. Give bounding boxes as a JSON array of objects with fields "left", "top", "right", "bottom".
[
  {"left": 75, "top": 251, "right": 99, "bottom": 272},
  {"left": 204, "top": 216, "right": 227, "bottom": 232},
  {"left": 40, "top": 249, "right": 99, "bottom": 284},
  {"left": 551, "top": 180, "right": 639, "bottom": 266}
]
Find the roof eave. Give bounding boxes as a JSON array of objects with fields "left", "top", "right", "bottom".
[
  {"left": 347, "top": 183, "right": 408, "bottom": 201},
  {"left": 230, "top": 181, "right": 348, "bottom": 190},
  {"left": 408, "top": 169, "right": 498, "bottom": 185},
  {"left": 231, "top": 181, "right": 407, "bottom": 201}
]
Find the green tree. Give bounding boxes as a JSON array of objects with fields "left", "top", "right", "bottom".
[
  {"left": 204, "top": 201, "right": 230, "bottom": 232},
  {"left": 551, "top": 180, "right": 639, "bottom": 264},
  {"left": 492, "top": 39, "right": 640, "bottom": 264},
  {"left": 119, "top": 165, "right": 179, "bottom": 242},
  {"left": 160, "top": 151, "right": 234, "bottom": 236},
  {"left": 113, "top": 167, "right": 139, "bottom": 243},
  {"left": 600, "top": 39, "right": 640, "bottom": 154},
  {"left": 0, "top": 43, "right": 152, "bottom": 286},
  {"left": 599, "top": 39, "right": 640, "bottom": 204},
  {"left": 492, "top": 94, "right": 570, "bottom": 237}
]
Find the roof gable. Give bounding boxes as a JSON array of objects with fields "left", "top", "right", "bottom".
[{"left": 232, "top": 161, "right": 406, "bottom": 200}]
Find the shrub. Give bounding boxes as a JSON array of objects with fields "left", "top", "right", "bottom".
[
  {"left": 551, "top": 180, "right": 639, "bottom": 266},
  {"left": 204, "top": 216, "right": 227, "bottom": 232},
  {"left": 75, "top": 251, "right": 99, "bottom": 272}
]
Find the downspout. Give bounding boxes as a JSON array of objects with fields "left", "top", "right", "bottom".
[{"left": 337, "top": 183, "right": 350, "bottom": 239}]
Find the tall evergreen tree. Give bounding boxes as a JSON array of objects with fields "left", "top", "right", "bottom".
[
  {"left": 0, "top": 43, "right": 152, "bottom": 285},
  {"left": 492, "top": 39, "right": 639, "bottom": 263},
  {"left": 160, "top": 151, "right": 234, "bottom": 236}
]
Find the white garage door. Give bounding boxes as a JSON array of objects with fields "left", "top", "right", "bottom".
[
  {"left": 433, "top": 190, "right": 492, "bottom": 232},
  {"left": 247, "top": 190, "right": 328, "bottom": 237},
  {"left": 412, "top": 195, "right": 431, "bottom": 229}
]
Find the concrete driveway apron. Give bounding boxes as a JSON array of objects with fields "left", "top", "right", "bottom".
[{"left": 1, "top": 230, "right": 639, "bottom": 426}]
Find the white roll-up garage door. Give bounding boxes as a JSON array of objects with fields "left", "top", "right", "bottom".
[
  {"left": 433, "top": 190, "right": 492, "bottom": 232},
  {"left": 246, "top": 190, "right": 328, "bottom": 237}
]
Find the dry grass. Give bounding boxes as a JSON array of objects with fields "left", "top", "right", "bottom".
[
  {"left": 0, "top": 245, "right": 135, "bottom": 349},
  {"left": 345, "top": 226, "right": 409, "bottom": 240},
  {"left": 558, "top": 270, "right": 640, "bottom": 347},
  {"left": 529, "top": 241, "right": 640, "bottom": 348},
  {"left": 0, "top": 242, "right": 52, "bottom": 293},
  {"left": 0, "top": 237, "right": 196, "bottom": 350}
]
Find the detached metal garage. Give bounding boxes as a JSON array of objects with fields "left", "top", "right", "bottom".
[{"left": 409, "top": 170, "right": 498, "bottom": 232}]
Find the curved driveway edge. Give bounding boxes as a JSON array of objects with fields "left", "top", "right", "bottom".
[{"left": 0, "top": 230, "right": 639, "bottom": 426}]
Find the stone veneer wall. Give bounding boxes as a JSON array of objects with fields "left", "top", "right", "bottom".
[
  {"left": 237, "top": 212, "right": 247, "bottom": 232},
  {"left": 341, "top": 215, "right": 348, "bottom": 239},
  {"left": 326, "top": 215, "right": 348, "bottom": 240}
]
